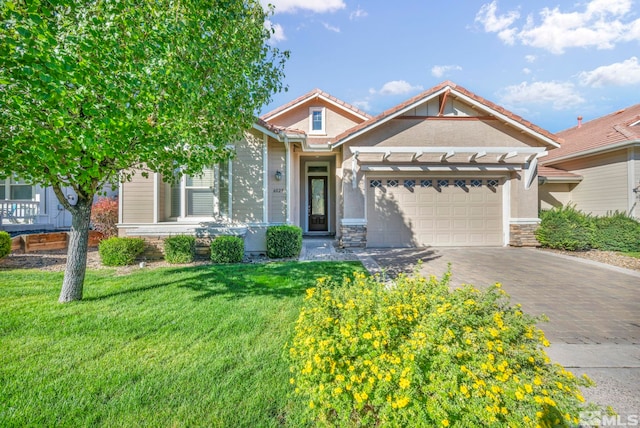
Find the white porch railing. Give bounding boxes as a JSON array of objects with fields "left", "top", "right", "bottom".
[{"left": 0, "top": 200, "right": 40, "bottom": 224}]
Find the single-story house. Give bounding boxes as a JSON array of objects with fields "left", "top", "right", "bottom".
[
  {"left": 118, "top": 81, "right": 561, "bottom": 253},
  {"left": 539, "top": 104, "right": 640, "bottom": 219}
]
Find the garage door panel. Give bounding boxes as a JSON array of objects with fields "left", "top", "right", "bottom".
[{"left": 367, "top": 176, "right": 503, "bottom": 247}]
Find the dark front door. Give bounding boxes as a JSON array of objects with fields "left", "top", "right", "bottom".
[{"left": 308, "top": 176, "right": 328, "bottom": 232}]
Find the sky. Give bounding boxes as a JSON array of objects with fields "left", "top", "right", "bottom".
[{"left": 259, "top": 0, "right": 640, "bottom": 133}]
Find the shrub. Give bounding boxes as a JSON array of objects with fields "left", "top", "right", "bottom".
[
  {"left": 0, "top": 231, "right": 10, "bottom": 259},
  {"left": 266, "top": 225, "right": 302, "bottom": 258},
  {"left": 91, "top": 197, "right": 119, "bottom": 238},
  {"left": 288, "top": 271, "right": 595, "bottom": 427},
  {"left": 592, "top": 212, "right": 640, "bottom": 252},
  {"left": 535, "top": 205, "right": 595, "bottom": 250},
  {"left": 210, "top": 235, "right": 244, "bottom": 263},
  {"left": 98, "top": 237, "right": 145, "bottom": 266},
  {"left": 164, "top": 235, "right": 196, "bottom": 264}
]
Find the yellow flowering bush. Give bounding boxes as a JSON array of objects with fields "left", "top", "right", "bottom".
[{"left": 288, "top": 271, "right": 595, "bottom": 427}]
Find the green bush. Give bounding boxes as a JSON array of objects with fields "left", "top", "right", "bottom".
[
  {"left": 164, "top": 235, "right": 196, "bottom": 264},
  {"left": 535, "top": 205, "right": 595, "bottom": 250},
  {"left": 0, "top": 231, "right": 11, "bottom": 259},
  {"left": 210, "top": 235, "right": 244, "bottom": 263},
  {"left": 592, "top": 212, "right": 640, "bottom": 252},
  {"left": 288, "top": 271, "right": 595, "bottom": 427},
  {"left": 98, "top": 237, "right": 145, "bottom": 266},
  {"left": 266, "top": 225, "right": 302, "bottom": 258}
]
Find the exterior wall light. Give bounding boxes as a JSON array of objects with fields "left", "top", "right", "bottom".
[{"left": 275, "top": 170, "right": 282, "bottom": 181}]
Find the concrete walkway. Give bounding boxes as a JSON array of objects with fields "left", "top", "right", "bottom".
[{"left": 300, "top": 239, "right": 640, "bottom": 421}]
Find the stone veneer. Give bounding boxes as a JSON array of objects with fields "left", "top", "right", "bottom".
[
  {"left": 128, "top": 235, "right": 220, "bottom": 261},
  {"left": 509, "top": 223, "right": 540, "bottom": 247},
  {"left": 339, "top": 224, "right": 367, "bottom": 248}
]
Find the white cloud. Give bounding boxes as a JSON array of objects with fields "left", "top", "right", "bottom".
[
  {"left": 579, "top": 57, "right": 640, "bottom": 87},
  {"left": 431, "top": 64, "right": 462, "bottom": 78},
  {"left": 350, "top": 6, "right": 368, "bottom": 21},
  {"left": 352, "top": 100, "right": 371, "bottom": 111},
  {"left": 522, "top": 68, "right": 531, "bottom": 74},
  {"left": 525, "top": 55, "right": 536, "bottom": 63},
  {"left": 476, "top": 0, "right": 640, "bottom": 54},
  {"left": 499, "top": 81, "right": 585, "bottom": 110},
  {"left": 372, "top": 80, "right": 424, "bottom": 96},
  {"left": 475, "top": 1, "right": 520, "bottom": 44},
  {"left": 322, "top": 22, "right": 340, "bottom": 33},
  {"left": 264, "top": 0, "right": 346, "bottom": 14},
  {"left": 265, "top": 20, "right": 286, "bottom": 43}
]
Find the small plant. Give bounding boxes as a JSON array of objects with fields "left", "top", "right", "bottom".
[
  {"left": 91, "top": 197, "right": 119, "bottom": 238},
  {"left": 266, "top": 225, "right": 302, "bottom": 258},
  {"left": 592, "top": 212, "right": 640, "bottom": 252},
  {"left": 0, "top": 231, "right": 11, "bottom": 259},
  {"left": 288, "top": 271, "right": 595, "bottom": 427},
  {"left": 535, "top": 205, "right": 595, "bottom": 250},
  {"left": 164, "top": 235, "right": 196, "bottom": 264},
  {"left": 98, "top": 237, "right": 145, "bottom": 266},
  {"left": 210, "top": 235, "right": 244, "bottom": 263}
]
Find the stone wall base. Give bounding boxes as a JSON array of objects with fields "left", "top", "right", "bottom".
[
  {"left": 339, "top": 224, "right": 366, "bottom": 248},
  {"left": 509, "top": 223, "right": 540, "bottom": 247},
  {"left": 128, "top": 235, "right": 218, "bottom": 261}
]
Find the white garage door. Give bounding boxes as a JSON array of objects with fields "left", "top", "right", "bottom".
[{"left": 366, "top": 177, "right": 503, "bottom": 247}]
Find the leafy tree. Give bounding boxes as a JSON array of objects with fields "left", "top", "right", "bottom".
[{"left": 0, "top": 0, "right": 287, "bottom": 302}]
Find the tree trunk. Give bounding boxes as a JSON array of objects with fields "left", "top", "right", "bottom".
[{"left": 58, "top": 199, "right": 92, "bottom": 303}]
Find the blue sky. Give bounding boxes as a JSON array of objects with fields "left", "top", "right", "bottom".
[{"left": 259, "top": 0, "right": 640, "bottom": 133}]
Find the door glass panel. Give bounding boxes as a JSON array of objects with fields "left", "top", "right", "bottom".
[{"left": 311, "top": 178, "right": 325, "bottom": 215}]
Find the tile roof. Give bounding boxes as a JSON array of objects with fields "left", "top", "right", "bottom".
[
  {"left": 545, "top": 103, "right": 640, "bottom": 163},
  {"left": 261, "top": 88, "right": 372, "bottom": 121},
  {"left": 330, "top": 81, "right": 560, "bottom": 147},
  {"left": 538, "top": 166, "right": 583, "bottom": 180},
  {"left": 254, "top": 117, "right": 306, "bottom": 137}
]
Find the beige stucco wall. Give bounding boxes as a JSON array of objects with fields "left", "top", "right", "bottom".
[
  {"left": 268, "top": 98, "right": 363, "bottom": 138},
  {"left": 539, "top": 183, "right": 575, "bottom": 211},
  {"left": 633, "top": 147, "right": 639, "bottom": 218},
  {"left": 508, "top": 169, "right": 539, "bottom": 220},
  {"left": 232, "top": 129, "right": 265, "bottom": 223},
  {"left": 120, "top": 170, "right": 154, "bottom": 223},
  {"left": 552, "top": 150, "right": 629, "bottom": 216},
  {"left": 345, "top": 118, "right": 544, "bottom": 151}
]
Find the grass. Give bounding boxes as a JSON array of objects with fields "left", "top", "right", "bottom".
[
  {"left": 621, "top": 251, "right": 640, "bottom": 258},
  {"left": 0, "top": 261, "right": 365, "bottom": 427}
]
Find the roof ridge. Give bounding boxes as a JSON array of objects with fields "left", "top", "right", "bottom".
[{"left": 260, "top": 88, "right": 372, "bottom": 121}]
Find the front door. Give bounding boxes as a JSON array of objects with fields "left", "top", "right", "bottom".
[{"left": 308, "top": 176, "right": 328, "bottom": 232}]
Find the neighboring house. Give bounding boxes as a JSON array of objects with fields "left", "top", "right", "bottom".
[
  {"left": 118, "top": 81, "right": 560, "bottom": 252},
  {"left": 0, "top": 180, "right": 73, "bottom": 233},
  {"left": 0, "top": 178, "right": 118, "bottom": 234},
  {"left": 539, "top": 104, "right": 640, "bottom": 219}
]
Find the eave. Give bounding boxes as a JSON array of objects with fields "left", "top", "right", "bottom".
[{"left": 543, "top": 140, "right": 640, "bottom": 165}]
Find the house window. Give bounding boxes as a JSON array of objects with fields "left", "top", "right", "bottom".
[
  {"left": 454, "top": 179, "right": 466, "bottom": 188},
  {"left": 420, "top": 179, "right": 432, "bottom": 188},
  {"left": 0, "top": 177, "right": 33, "bottom": 200},
  {"left": 370, "top": 179, "right": 382, "bottom": 188},
  {"left": 170, "top": 160, "right": 231, "bottom": 218},
  {"left": 437, "top": 179, "right": 449, "bottom": 188},
  {"left": 487, "top": 179, "right": 499, "bottom": 188},
  {"left": 387, "top": 179, "right": 398, "bottom": 187},
  {"left": 470, "top": 179, "right": 482, "bottom": 187},
  {"left": 309, "top": 107, "right": 325, "bottom": 134},
  {"left": 404, "top": 179, "right": 415, "bottom": 189}
]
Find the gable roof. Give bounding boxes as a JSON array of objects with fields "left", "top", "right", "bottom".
[
  {"left": 261, "top": 88, "right": 372, "bottom": 122},
  {"left": 330, "top": 81, "right": 561, "bottom": 149},
  {"left": 544, "top": 103, "right": 640, "bottom": 164}
]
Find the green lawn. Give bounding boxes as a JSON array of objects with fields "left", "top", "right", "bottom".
[
  {"left": 622, "top": 251, "right": 640, "bottom": 258},
  {"left": 0, "top": 261, "right": 365, "bottom": 427}
]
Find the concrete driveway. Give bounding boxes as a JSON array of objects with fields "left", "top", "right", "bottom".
[{"left": 354, "top": 246, "right": 640, "bottom": 421}]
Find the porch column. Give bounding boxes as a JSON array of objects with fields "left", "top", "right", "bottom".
[{"left": 284, "top": 139, "right": 292, "bottom": 224}]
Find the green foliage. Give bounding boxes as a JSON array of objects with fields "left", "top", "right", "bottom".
[
  {"left": 98, "top": 237, "right": 145, "bottom": 266},
  {"left": 0, "top": 0, "right": 287, "bottom": 301},
  {"left": 289, "top": 271, "right": 595, "bottom": 427},
  {"left": 210, "top": 235, "right": 244, "bottom": 263},
  {"left": 164, "top": 235, "right": 196, "bottom": 264},
  {"left": 535, "top": 205, "right": 595, "bottom": 250},
  {"left": 592, "top": 212, "right": 640, "bottom": 252},
  {"left": 0, "top": 231, "right": 10, "bottom": 259},
  {"left": 267, "top": 225, "right": 303, "bottom": 258},
  {"left": 90, "top": 197, "right": 118, "bottom": 238}
]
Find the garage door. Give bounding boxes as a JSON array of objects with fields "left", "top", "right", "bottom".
[{"left": 366, "top": 177, "right": 503, "bottom": 247}]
